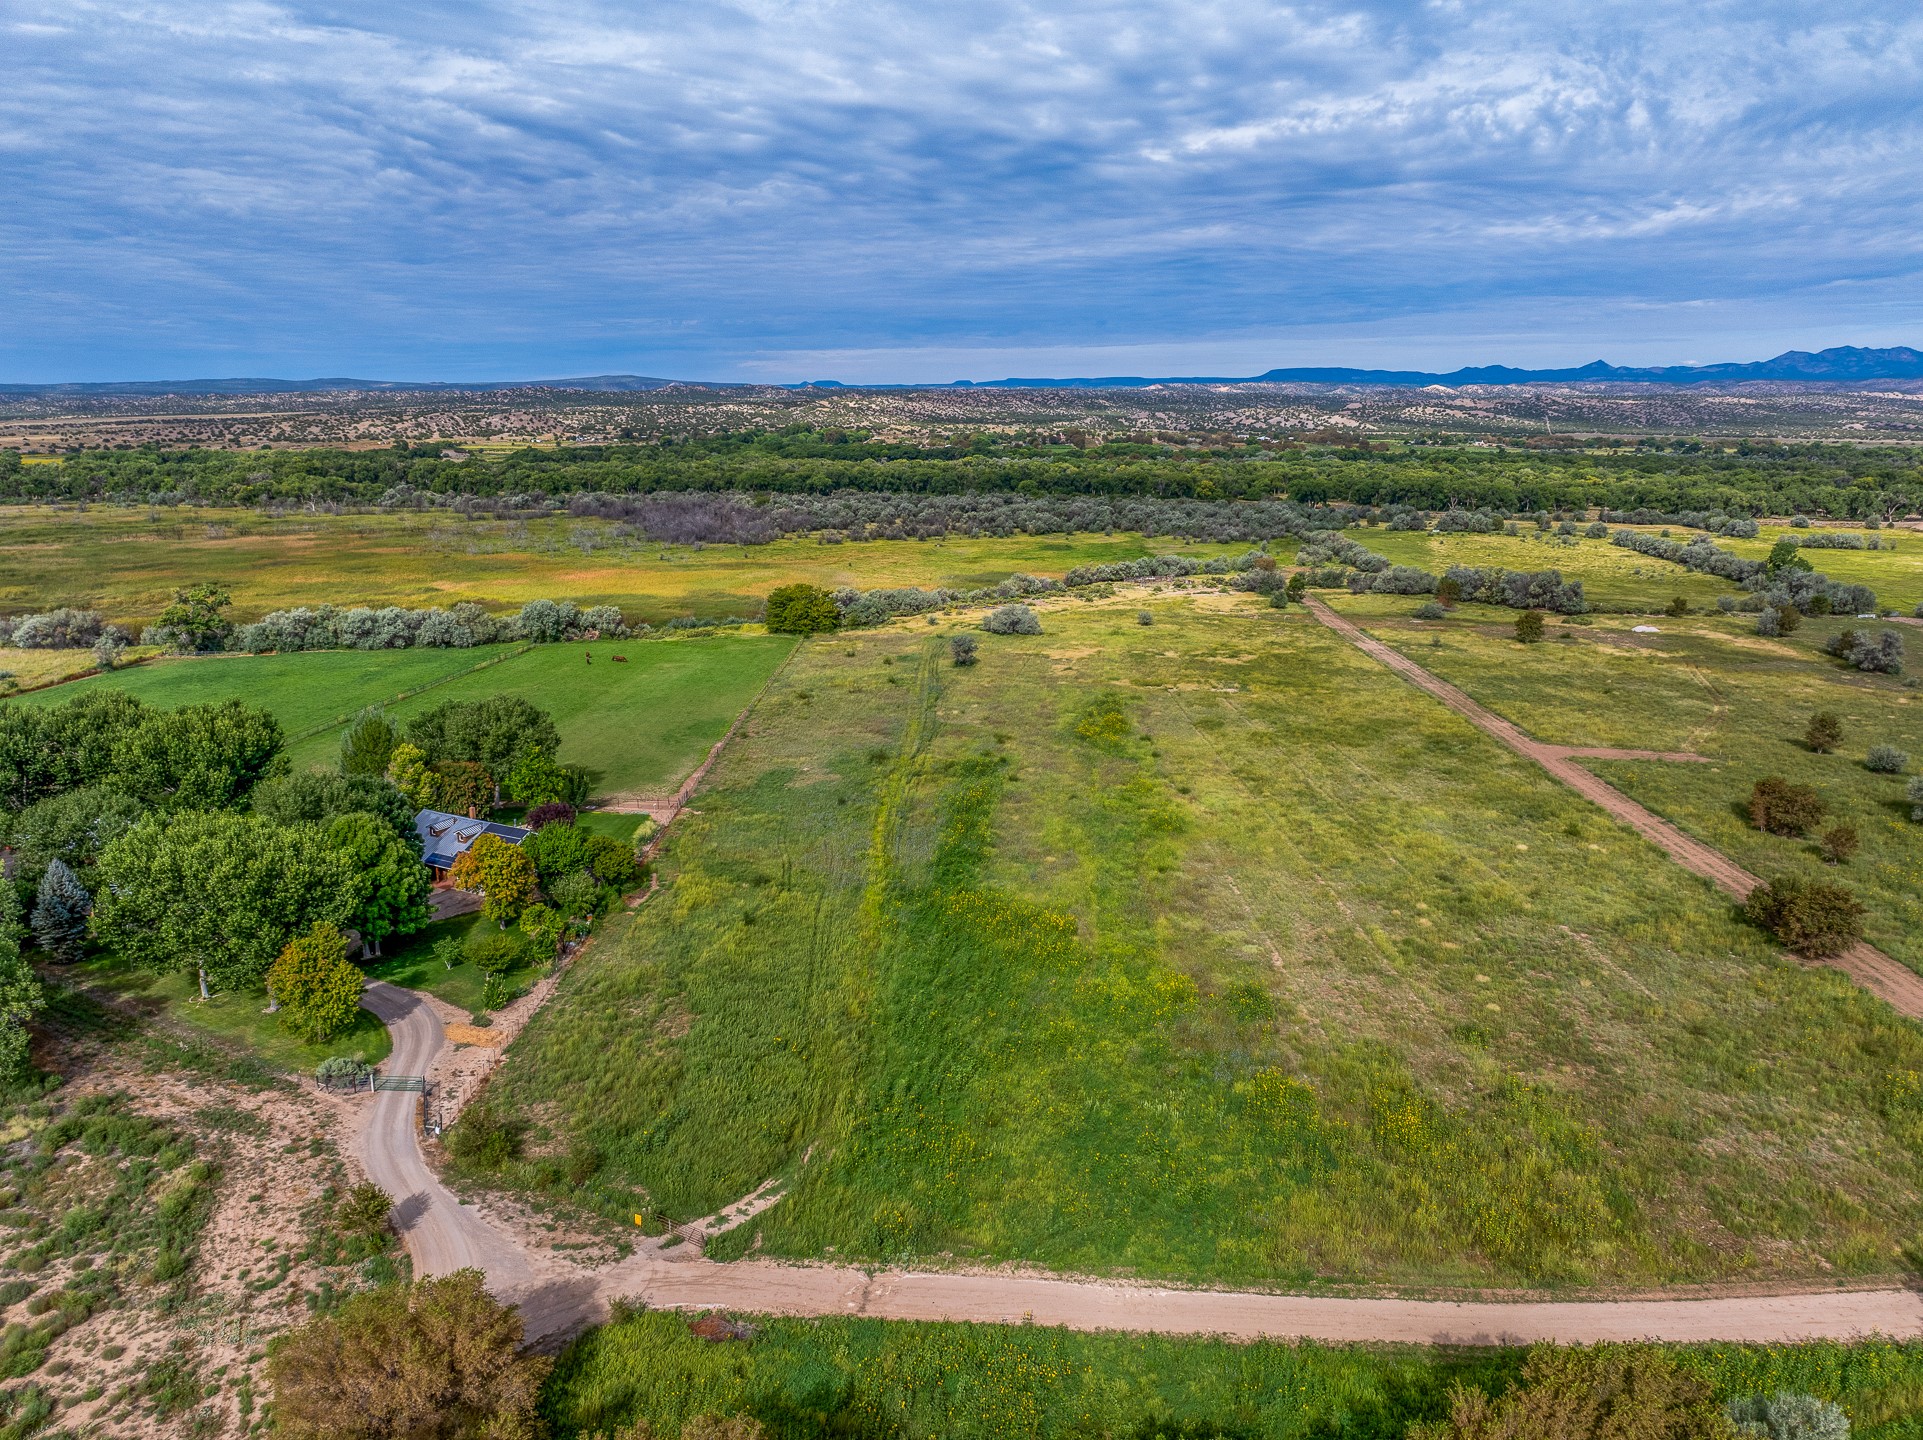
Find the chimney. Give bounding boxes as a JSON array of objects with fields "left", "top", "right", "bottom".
[{"left": 468, "top": 806, "right": 477, "bottom": 818}]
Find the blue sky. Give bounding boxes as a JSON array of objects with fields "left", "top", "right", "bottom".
[{"left": 6, "top": 1, "right": 1923, "bottom": 383}]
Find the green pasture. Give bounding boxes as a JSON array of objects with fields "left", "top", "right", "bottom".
[
  {"left": 0, "top": 504, "right": 1250, "bottom": 629},
  {"left": 1338, "top": 594, "right": 1923, "bottom": 970},
  {"left": 466, "top": 591, "right": 1923, "bottom": 1291},
  {"left": 544, "top": 1313, "right": 1923, "bottom": 1440},
  {"left": 13, "top": 633, "right": 795, "bottom": 800},
  {"left": 62, "top": 954, "right": 392, "bottom": 1072},
  {"left": 1347, "top": 528, "right": 1742, "bottom": 611},
  {"left": 1719, "top": 525, "right": 1923, "bottom": 613}
]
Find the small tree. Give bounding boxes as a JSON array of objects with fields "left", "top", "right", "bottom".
[
  {"left": 448, "top": 835, "right": 537, "bottom": 926},
  {"left": 548, "top": 870, "right": 603, "bottom": 920},
  {"left": 1749, "top": 777, "right": 1826, "bottom": 836},
  {"left": 1866, "top": 744, "right": 1909, "bottom": 774},
  {"left": 1286, "top": 571, "right": 1310, "bottom": 600},
  {"left": 505, "top": 748, "right": 568, "bottom": 807},
  {"left": 339, "top": 710, "right": 399, "bottom": 779},
  {"left": 518, "top": 902, "right": 565, "bottom": 958},
  {"left": 1744, "top": 875, "right": 1866, "bottom": 957},
  {"left": 385, "top": 742, "right": 437, "bottom": 810},
  {"left": 335, "top": 1184, "right": 394, "bottom": 1239},
  {"left": 430, "top": 761, "right": 494, "bottom": 817},
  {"left": 148, "top": 582, "right": 234, "bottom": 652},
  {"left": 1804, "top": 711, "right": 1843, "bottom": 753},
  {"left": 763, "top": 584, "right": 841, "bottom": 634},
  {"left": 268, "top": 924, "right": 364, "bottom": 1044},
  {"left": 950, "top": 634, "right": 978, "bottom": 667},
  {"left": 30, "top": 859, "right": 91, "bottom": 964},
  {"left": 1665, "top": 596, "right": 1688, "bottom": 617},
  {"left": 0, "top": 889, "right": 44, "bottom": 1084},
  {"left": 1765, "top": 536, "right": 1812, "bottom": 574},
  {"left": 432, "top": 936, "right": 464, "bottom": 971},
  {"left": 1514, "top": 610, "right": 1545, "bottom": 644},
  {"left": 1774, "top": 604, "right": 1802, "bottom": 635},
  {"left": 1434, "top": 575, "right": 1462, "bottom": 606},
  {"left": 1818, "top": 824, "right": 1859, "bottom": 865},
  {"left": 265, "top": 1270, "right": 549, "bottom": 1440}
]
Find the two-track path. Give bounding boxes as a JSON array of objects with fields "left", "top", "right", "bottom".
[
  {"left": 354, "top": 612, "right": 1923, "bottom": 1346},
  {"left": 1303, "top": 597, "right": 1923, "bottom": 1019}
]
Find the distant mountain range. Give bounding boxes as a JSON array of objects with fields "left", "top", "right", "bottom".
[{"left": 6, "top": 346, "right": 1923, "bottom": 397}]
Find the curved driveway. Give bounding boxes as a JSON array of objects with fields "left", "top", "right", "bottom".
[{"left": 357, "top": 982, "right": 1923, "bottom": 1347}]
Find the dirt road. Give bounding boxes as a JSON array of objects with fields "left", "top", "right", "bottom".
[
  {"left": 1303, "top": 598, "right": 1923, "bottom": 1020},
  {"left": 361, "top": 989, "right": 1923, "bottom": 1347}
]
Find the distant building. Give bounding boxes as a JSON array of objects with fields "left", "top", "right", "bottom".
[{"left": 414, "top": 809, "right": 531, "bottom": 880}]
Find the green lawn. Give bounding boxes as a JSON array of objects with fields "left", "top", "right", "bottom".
[
  {"left": 544, "top": 1313, "right": 1923, "bottom": 1440},
  {"left": 1347, "top": 528, "right": 1744, "bottom": 612},
  {"left": 1336, "top": 593, "right": 1923, "bottom": 971},
  {"left": 14, "top": 631, "right": 796, "bottom": 801},
  {"left": 63, "top": 954, "right": 392, "bottom": 1072},
  {"left": 364, "top": 912, "right": 546, "bottom": 1021},
  {"left": 457, "top": 593, "right": 1923, "bottom": 1292}
]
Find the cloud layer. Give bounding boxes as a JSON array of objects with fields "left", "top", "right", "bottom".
[{"left": 7, "top": 0, "right": 1923, "bottom": 380}]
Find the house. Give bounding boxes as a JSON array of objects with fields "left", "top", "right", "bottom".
[{"left": 414, "top": 809, "right": 531, "bottom": 881}]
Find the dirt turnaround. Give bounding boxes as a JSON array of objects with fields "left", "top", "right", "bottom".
[{"left": 1303, "top": 598, "right": 1923, "bottom": 1021}]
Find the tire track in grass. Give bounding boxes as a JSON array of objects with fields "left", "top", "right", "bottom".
[{"left": 1303, "top": 597, "right": 1923, "bottom": 1021}]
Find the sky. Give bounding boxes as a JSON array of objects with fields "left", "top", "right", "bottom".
[{"left": 6, "top": 1, "right": 1923, "bottom": 384}]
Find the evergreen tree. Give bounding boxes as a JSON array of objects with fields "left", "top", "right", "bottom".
[
  {"left": 338, "top": 709, "right": 399, "bottom": 778},
  {"left": 30, "top": 858, "right": 91, "bottom": 964}
]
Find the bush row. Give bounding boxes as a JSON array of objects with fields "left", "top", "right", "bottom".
[{"left": 228, "top": 598, "right": 630, "bottom": 653}]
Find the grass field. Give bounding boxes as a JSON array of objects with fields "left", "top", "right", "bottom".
[
  {"left": 62, "top": 954, "right": 392, "bottom": 1071},
  {"left": 0, "top": 505, "right": 1252, "bottom": 629},
  {"left": 543, "top": 1313, "right": 1923, "bottom": 1440},
  {"left": 1719, "top": 525, "right": 1923, "bottom": 613},
  {"left": 462, "top": 589, "right": 1923, "bottom": 1292},
  {"left": 1348, "top": 528, "right": 1744, "bottom": 612},
  {"left": 13, "top": 632, "right": 795, "bottom": 799},
  {"left": 1335, "top": 593, "right": 1923, "bottom": 970},
  {"left": 365, "top": 912, "right": 545, "bottom": 1020}
]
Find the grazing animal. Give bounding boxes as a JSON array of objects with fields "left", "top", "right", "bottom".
[
  {"left": 585, "top": 650, "right": 592, "bottom": 664},
  {"left": 612, "top": 654, "right": 628, "bottom": 663}
]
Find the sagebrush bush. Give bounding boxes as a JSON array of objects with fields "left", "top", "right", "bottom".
[
  {"left": 982, "top": 604, "right": 1042, "bottom": 635},
  {"left": 1412, "top": 601, "right": 1446, "bottom": 619},
  {"left": 1743, "top": 875, "right": 1866, "bottom": 957},
  {"left": 950, "top": 634, "right": 978, "bottom": 667},
  {"left": 1749, "top": 777, "right": 1826, "bottom": 837},
  {"left": 1866, "top": 744, "right": 1909, "bottom": 774},
  {"left": 1725, "top": 1390, "right": 1850, "bottom": 1440},
  {"left": 1910, "top": 776, "right": 1923, "bottom": 822}
]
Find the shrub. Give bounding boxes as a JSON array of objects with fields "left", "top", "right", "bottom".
[
  {"left": 1725, "top": 1391, "right": 1850, "bottom": 1439},
  {"left": 1665, "top": 596, "right": 1689, "bottom": 617},
  {"left": 315, "top": 1055, "right": 371, "bottom": 1086},
  {"left": 1749, "top": 777, "right": 1826, "bottom": 836},
  {"left": 982, "top": 604, "right": 1042, "bottom": 635},
  {"left": 1412, "top": 601, "right": 1446, "bottom": 619},
  {"left": 1756, "top": 608, "right": 1781, "bottom": 637},
  {"left": 268, "top": 925, "right": 364, "bottom": 1045},
  {"left": 1818, "top": 824, "right": 1859, "bottom": 865},
  {"left": 1743, "top": 875, "right": 1866, "bottom": 957},
  {"left": 1514, "top": 610, "right": 1545, "bottom": 644},
  {"left": 1866, "top": 744, "right": 1908, "bottom": 774},
  {"left": 764, "top": 583, "right": 841, "bottom": 634},
  {"left": 446, "top": 1108, "right": 523, "bottom": 1169},
  {"left": 950, "top": 634, "right": 978, "bottom": 667},
  {"left": 467, "top": 931, "right": 525, "bottom": 977},
  {"left": 1585, "top": 520, "right": 1609, "bottom": 539},
  {"left": 524, "top": 801, "right": 576, "bottom": 831},
  {"left": 548, "top": 870, "right": 603, "bottom": 920},
  {"left": 1911, "top": 775, "right": 1923, "bottom": 821},
  {"left": 1849, "top": 630, "right": 1905, "bottom": 675},
  {"left": 1136, "top": 610, "right": 1154, "bottom": 626},
  {"left": 1408, "top": 1344, "right": 1725, "bottom": 1440},
  {"left": 1804, "top": 711, "right": 1843, "bottom": 753},
  {"left": 266, "top": 1270, "right": 549, "bottom": 1440},
  {"left": 1285, "top": 572, "right": 1309, "bottom": 599},
  {"left": 1774, "top": 605, "right": 1802, "bottom": 635}
]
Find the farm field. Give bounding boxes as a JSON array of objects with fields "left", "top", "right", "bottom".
[
  {"left": 14, "top": 632, "right": 795, "bottom": 799},
  {"left": 544, "top": 1312, "right": 1923, "bottom": 1440},
  {"left": 461, "top": 588, "right": 1923, "bottom": 1292},
  {"left": 0, "top": 505, "right": 1253, "bottom": 628},
  {"left": 1348, "top": 528, "right": 1744, "bottom": 612},
  {"left": 1334, "top": 593, "right": 1923, "bottom": 969}
]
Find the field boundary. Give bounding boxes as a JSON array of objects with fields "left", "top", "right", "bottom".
[
  {"left": 1303, "top": 596, "right": 1923, "bottom": 1019},
  {"left": 283, "top": 643, "right": 537, "bottom": 743}
]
